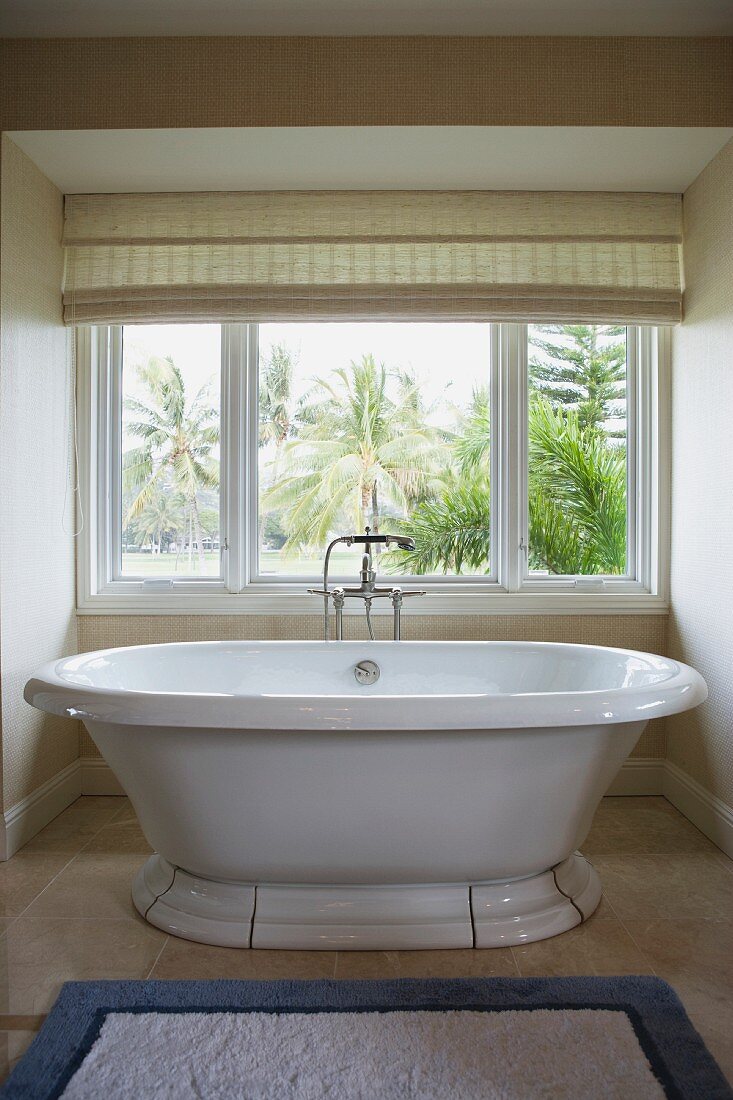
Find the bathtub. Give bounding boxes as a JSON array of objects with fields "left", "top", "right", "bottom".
[{"left": 25, "top": 640, "right": 706, "bottom": 950}]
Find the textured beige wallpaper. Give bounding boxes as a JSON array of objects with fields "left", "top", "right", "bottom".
[
  {"left": 1, "top": 37, "right": 731, "bottom": 131},
  {"left": 667, "top": 137, "right": 733, "bottom": 805},
  {"left": 77, "top": 613, "right": 667, "bottom": 760},
  {"left": 0, "top": 136, "right": 78, "bottom": 809}
]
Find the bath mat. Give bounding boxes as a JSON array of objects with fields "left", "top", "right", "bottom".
[{"left": 1, "top": 977, "right": 730, "bottom": 1100}]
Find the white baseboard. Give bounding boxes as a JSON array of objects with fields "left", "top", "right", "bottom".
[
  {"left": 663, "top": 760, "right": 733, "bottom": 861},
  {"left": 1, "top": 760, "right": 82, "bottom": 860},
  {"left": 606, "top": 757, "right": 665, "bottom": 796},
  {"left": 80, "top": 757, "right": 125, "bottom": 796},
  {"left": 0, "top": 757, "right": 124, "bottom": 860}
]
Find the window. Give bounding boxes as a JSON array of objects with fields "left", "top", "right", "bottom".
[
  {"left": 256, "top": 323, "right": 493, "bottom": 580},
  {"left": 120, "top": 325, "right": 222, "bottom": 579},
  {"left": 77, "top": 322, "right": 667, "bottom": 613},
  {"left": 526, "top": 324, "right": 629, "bottom": 579}
]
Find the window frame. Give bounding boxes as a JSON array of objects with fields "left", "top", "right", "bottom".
[{"left": 76, "top": 322, "right": 669, "bottom": 616}]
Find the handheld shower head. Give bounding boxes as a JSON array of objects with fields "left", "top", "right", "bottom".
[
  {"left": 348, "top": 528, "right": 415, "bottom": 552},
  {"left": 387, "top": 535, "right": 416, "bottom": 551}
]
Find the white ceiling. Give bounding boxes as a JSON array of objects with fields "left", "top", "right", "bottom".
[
  {"left": 1, "top": 0, "right": 732, "bottom": 36},
  {"left": 9, "top": 128, "right": 732, "bottom": 194}
]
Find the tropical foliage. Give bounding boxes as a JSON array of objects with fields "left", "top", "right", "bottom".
[
  {"left": 122, "top": 355, "right": 220, "bottom": 571},
  {"left": 260, "top": 324, "right": 627, "bottom": 577},
  {"left": 527, "top": 397, "right": 626, "bottom": 575},
  {"left": 259, "top": 341, "right": 296, "bottom": 449},
  {"left": 529, "top": 324, "right": 627, "bottom": 437},
  {"left": 261, "top": 353, "right": 442, "bottom": 550},
  {"left": 122, "top": 324, "right": 628, "bottom": 580}
]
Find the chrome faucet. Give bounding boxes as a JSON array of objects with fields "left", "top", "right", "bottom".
[{"left": 309, "top": 527, "right": 426, "bottom": 641}]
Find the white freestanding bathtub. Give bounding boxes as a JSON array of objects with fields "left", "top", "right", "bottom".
[{"left": 25, "top": 640, "right": 706, "bottom": 950}]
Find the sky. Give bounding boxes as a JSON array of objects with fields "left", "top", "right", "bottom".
[
  {"left": 122, "top": 324, "right": 222, "bottom": 400},
  {"left": 122, "top": 322, "right": 493, "bottom": 408},
  {"left": 258, "top": 322, "right": 492, "bottom": 414}
]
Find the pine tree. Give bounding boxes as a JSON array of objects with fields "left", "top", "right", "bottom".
[{"left": 528, "top": 324, "right": 626, "bottom": 438}]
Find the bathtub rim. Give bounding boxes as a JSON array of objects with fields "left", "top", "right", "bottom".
[{"left": 24, "top": 639, "right": 707, "bottom": 731}]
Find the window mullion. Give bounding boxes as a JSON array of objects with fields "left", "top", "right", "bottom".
[
  {"left": 244, "top": 323, "right": 260, "bottom": 589},
  {"left": 634, "top": 325, "right": 657, "bottom": 593},
  {"left": 488, "top": 323, "right": 501, "bottom": 582},
  {"left": 106, "top": 326, "right": 123, "bottom": 584},
  {"left": 499, "top": 323, "right": 525, "bottom": 592},
  {"left": 651, "top": 325, "right": 671, "bottom": 601},
  {"left": 222, "top": 324, "right": 247, "bottom": 593},
  {"left": 625, "top": 326, "right": 639, "bottom": 580}
]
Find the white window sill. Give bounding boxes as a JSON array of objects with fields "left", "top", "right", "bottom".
[{"left": 77, "top": 589, "right": 669, "bottom": 616}]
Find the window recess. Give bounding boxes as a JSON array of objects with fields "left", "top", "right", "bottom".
[{"left": 77, "top": 320, "right": 667, "bottom": 614}]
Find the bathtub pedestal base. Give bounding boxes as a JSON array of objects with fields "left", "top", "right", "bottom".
[
  {"left": 472, "top": 852, "right": 601, "bottom": 947},
  {"left": 133, "top": 852, "right": 601, "bottom": 950}
]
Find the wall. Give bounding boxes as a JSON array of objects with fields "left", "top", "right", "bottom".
[
  {"left": 77, "top": 613, "right": 667, "bottom": 760},
  {"left": 1, "top": 37, "right": 731, "bottom": 130},
  {"left": 667, "top": 138, "right": 733, "bottom": 820},
  {"left": 4, "top": 31, "right": 715, "bottom": 837},
  {"left": 0, "top": 136, "right": 79, "bottom": 840}
]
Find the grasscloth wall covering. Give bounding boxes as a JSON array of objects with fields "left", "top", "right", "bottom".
[
  {"left": 76, "top": 614, "right": 667, "bottom": 760},
  {"left": 1, "top": 38, "right": 731, "bottom": 131},
  {"left": 667, "top": 137, "right": 733, "bottom": 806},
  {"left": 0, "top": 137, "right": 78, "bottom": 809}
]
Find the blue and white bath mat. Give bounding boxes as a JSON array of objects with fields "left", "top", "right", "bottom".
[{"left": 2, "top": 977, "right": 730, "bottom": 1099}]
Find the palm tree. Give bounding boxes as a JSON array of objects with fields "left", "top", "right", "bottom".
[
  {"left": 398, "top": 468, "right": 492, "bottom": 575},
  {"left": 259, "top": 342, "right": 296, "bottom": 449},
  {"left": 393, "top": 385, "right": 492, "bottom": 575},
  {"left": 529, "top": 324, "right": 626, "bottom": 438},
  {"left": 391, "top": 393, "right": 625, "bottom": 577},
  {"left": 123, "top": 356, "right": 220, "bottom": 572},
  {"left": 453, "top": 385, "right": 491, "bottom": 474},
  {"left": 263, "top": 354, "right": 441, "bottom": 552},
  {"left": 527, "top": 397, "right": 626, "bottom": 574},
  {"left": 127, "top": 488, "right": 185, "bottom": 556},
  {"left": 258, "top": 342, "right": 297, "bottom": 549}
]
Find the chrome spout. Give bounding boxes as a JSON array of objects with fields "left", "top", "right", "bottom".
[{"left": 310, "top": 527, "right": 424, "bottom": 640}]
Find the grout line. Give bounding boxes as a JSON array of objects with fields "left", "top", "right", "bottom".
[
  {"left": 145, "top": 935, "right": 170, "bottom": 979},
  {"left": 709, "top": 849, "right": 733, "bottom": 878},
  {"left": 78, "top": 804, "right": 128, "bottom": 854},
  {"left": 6, "top": 799, "right": 125, "bottom": 929},
  {"left": 612, "top": 912, "right": 659, "bottom": 977},
  {"left": 4, "top": 798, "right": 140, "bottom": 932},
  {"left": 600, "top": 892, "right": 620, "bottom": 918},
  {"left": 5, "top": 853, "right": 83, "bottom": 932},
  {"left": 508, "top": 946, "right": 522, "bottom": 976}
]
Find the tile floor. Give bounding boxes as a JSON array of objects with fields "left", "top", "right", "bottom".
[{"left": 0, "top": 795, "right": 731, "bottom": 1084}]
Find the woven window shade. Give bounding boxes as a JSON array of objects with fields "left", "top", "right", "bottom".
[{"left": 62, "top": 190, "right": 683, "bottom": 325}]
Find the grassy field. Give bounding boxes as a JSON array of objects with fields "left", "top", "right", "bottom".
[{"left": 120, "top": 548, "right": 366, "bottom": 578}]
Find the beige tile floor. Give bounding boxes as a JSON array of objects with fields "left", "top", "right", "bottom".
[{"left": 0, "top": 795, "right": 732, "bottom": 1084}]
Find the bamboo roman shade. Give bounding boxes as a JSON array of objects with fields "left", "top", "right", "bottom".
[{"left": 62, "top": 190, "right": 683, "bottom": 325}]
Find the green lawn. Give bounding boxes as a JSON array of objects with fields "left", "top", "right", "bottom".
[{"left": 120, "top": 548, "right": 364, "bottom": 578}]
